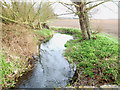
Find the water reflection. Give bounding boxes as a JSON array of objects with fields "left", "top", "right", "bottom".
[{"left": 17, "top": 33, "right": 75, "bottom": 88}]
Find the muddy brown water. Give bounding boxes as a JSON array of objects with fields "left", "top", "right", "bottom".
[{"left": 15, "top": 33, "right": 76, "bottom": 88}]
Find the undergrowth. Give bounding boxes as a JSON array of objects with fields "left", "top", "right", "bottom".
[
  {"left": 0, "top": 52, "right": 31, "bottom": 88},
  {"left": 55, "top": 27, "right": 119, "bottom": 86},
  {"left": 0, "top": 0, "right": 54, "bottom": 88},
  {"left": 33, "top": 29, "right": 53, "bottom": 38},
  {"left": 32, "top": 29, "right": 53, "bottom": 43},
  {"left": 53, "top": 27, "right": 82, "bottom": 38},
  {"left": 1, "top": 24, "right": 53, "bottom": 88}
]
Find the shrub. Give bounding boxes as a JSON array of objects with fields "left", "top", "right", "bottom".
[{"left": 0, "top": 0, "right": 55, "bottom": 28}]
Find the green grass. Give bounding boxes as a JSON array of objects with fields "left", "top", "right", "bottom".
[
  {"left": 55, "top": 27, "right": 119, "bottom": 85},
  {"left": 0, "top": 52, "right": 32, "bottom": 88},
  {"left": 0, "top": 53, "right": 9, "bottom": 85},
  {"left": 32, "top": 29, "right": 53, "bottom": 42},
  {"left": 34, "top": 29, "right": 54, "bottom": 37},
  {"left": 0, "top": 53, "right": 15, "bottom": 87},
  {"left": 54, "top": 27, "right": 82, "bottom": 38}
]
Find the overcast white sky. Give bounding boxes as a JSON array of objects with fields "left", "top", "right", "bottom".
[
  {"left": 50, "top": 0, "right": 119, "bottom": 19},
  {"left": 1, "top": 0, "right": 119, "bottom": 19}
]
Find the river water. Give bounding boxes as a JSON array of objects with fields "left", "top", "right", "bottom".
[{"left": 16, "top": 33, "right": 75, "bottom": 88}]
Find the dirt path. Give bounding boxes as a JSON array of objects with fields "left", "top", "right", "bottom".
[{"left": 48, "top": 19, "right": 118, "bottom": 38}]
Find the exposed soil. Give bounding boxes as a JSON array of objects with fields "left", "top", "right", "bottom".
[{"left": 48, "top": 19, "right": 118, "bottom": 38}]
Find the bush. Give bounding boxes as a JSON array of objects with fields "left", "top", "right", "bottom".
[{"left": 0, "top": 0, "right": 55, "bottom": 28}]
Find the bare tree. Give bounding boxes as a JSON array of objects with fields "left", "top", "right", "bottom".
[{"left": 58, "top": 0, "right": 108, "bottom": 40}]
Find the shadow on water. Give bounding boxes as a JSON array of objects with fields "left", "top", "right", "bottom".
[{"left": 16, "top": 33, "right": 76, "bottom": 88}]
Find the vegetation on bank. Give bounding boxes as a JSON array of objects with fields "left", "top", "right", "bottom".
[
  {"left": 0, "top": 0, "right": 119, "bottom": 88},
  {"left": 54, "top": 27, "right": 119, "bottom": 86},
  {"left": 53, "top": 27, "right": 82, "bottom": 38},
  {"left": 0, "top": 24, "right": 53, "bottom": 88},
  {"left": 0, "top": 0, "right": 54, "bottom": 88}
]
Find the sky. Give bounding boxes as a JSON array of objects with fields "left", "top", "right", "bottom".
[
  {"left": 1, "top": 0, "right": 119, "bottom": 19},
  {"left": 50, "top": 0, "right": 119, "bottom": 19}
]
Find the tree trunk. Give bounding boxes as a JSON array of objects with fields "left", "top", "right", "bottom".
[
  {"left": 78, "top": 15, "right": 87, "bottom": 40},
  {"left": 85, "top": 12, "right": 91, "bottom": 39},
  {"left": 73, "top": 1, "right": 90, "bottom": 40},
  {"left": 78, "top": 2, "right": 87, "bottom": 40}
]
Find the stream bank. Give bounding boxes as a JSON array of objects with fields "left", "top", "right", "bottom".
[
  {"left": 1, "top": 23, "right": 53, "bottom": 89},
  {"left": 53, "top": 27, "right": 119, "bottom": 88}
]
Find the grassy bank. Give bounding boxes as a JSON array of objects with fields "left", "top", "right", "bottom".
[
  {"left": 54, "top": 27, "right": 119, "bottom": 86},
  {"left": 53, "top": 27, "right": 81, "bottom": 38},
  {"left": 0, "top": 0, "right": 55, "bottom": 88},
  {"left": 0, "top": 24, "right": 53, "bottom": 88}
]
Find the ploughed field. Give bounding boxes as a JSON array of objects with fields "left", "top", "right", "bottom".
[{"left": 48, "top": 19, "right": 118, "bottom": 38}]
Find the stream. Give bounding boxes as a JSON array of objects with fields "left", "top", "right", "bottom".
[{"left": 16, "top": 33, "right": 76, "bottom": 88}]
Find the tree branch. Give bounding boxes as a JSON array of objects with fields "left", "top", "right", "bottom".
[
  {"left": 85, "top": 1, "right": 103, "bottom": 5},
  {"left": 0, "top": 14, "right": 34, "bottom": 28},
  {"left": 86, "top": 1, "right": 107, "bottom": 11},
  {"left": 60, "top": 3, "right": 76, "bottom": 14},
  {"left": 56, "top": 12, "right": 74, "bottom": 16},
  {"left": 58, "top": 1, "right": 80, "bottom": 8}
]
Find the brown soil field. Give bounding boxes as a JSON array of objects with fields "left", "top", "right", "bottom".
[{"left": 48, "top": 19, "right": 118, "bottom": 38}]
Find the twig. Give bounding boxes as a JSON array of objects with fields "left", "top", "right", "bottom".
[{"left": 56, "top": 12, "right": 74, "bottom": 16}]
